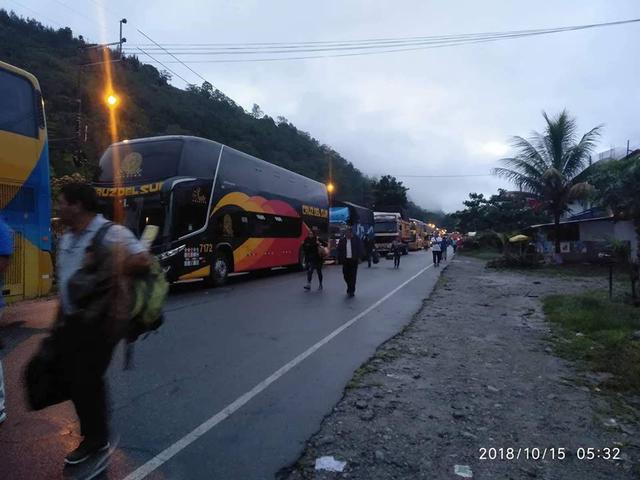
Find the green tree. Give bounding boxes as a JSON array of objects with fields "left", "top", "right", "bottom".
[
  {"left": 453, "top": 189, "right": 548, "bottom": 233},
  {"left": 371, "top": 175, "right": 408, "bottom": 208},
  {"left": 590, "top": 152, "right": 640, "bottom": 300},
  {"left": 494, "top": 110, "right": 601, "bottom": 254}
]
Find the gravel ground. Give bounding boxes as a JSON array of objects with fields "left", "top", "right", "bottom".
[{"left": 279, "top": 256, "right": 640, "bottom": 480}]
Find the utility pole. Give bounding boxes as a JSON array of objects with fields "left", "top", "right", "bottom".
[
  {"left": 73, "top": 19, "right": 126, "bottom": 166},
  {"left": 119, "top": 18, "right": 127, "bottom": 59}
]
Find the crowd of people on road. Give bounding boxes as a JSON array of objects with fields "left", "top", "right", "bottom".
[
  {"left": 302, "top": 225, "right": 460, "bottom": 296},
  {"left": 1, "top": 182, "right": 461, "bottom": 477}
]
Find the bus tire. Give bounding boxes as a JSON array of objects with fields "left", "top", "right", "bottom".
[{"left": 208, "top": 251, "right": 231, "bottom": 286}]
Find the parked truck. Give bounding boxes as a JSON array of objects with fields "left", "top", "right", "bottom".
[
  {"left": 329, "top": 201, "right": 375, "bottom": 261},
  {"left": 374, "top": 211, "right": 410, "bottom": 255}
]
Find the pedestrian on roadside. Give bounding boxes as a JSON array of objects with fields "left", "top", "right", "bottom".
[
  {"left": 363, "top": 235, "right": 374, "bottom": 268},
  {"left": 0, "top": 217, "right": 13, "bottom": 425},
  {"left": 54, "top": 183, "right": 150, "bottom": 466},
  {"left": 452, "top": 237, "right": 459, "bottom": 254},
  {"left": 431, "top": 235, "right": 442, "bottom": 267},
  {"left": 337, "top": 228, "right": 363, "bottom": 298},
  {"left": 391, "top": 236, "right": 402, "bottom": 269},
  {"left": 441, "top": 235, "right": 449, "bottom": 261},
  {"left": 303, "top": 228, "right": 324, "bottom": 291}
]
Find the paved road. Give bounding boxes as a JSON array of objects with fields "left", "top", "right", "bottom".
[{"left": 0, "top": 249, "right": 448, "bottom": 479}]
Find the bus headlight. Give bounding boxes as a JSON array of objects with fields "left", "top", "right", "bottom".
[{"left": 157, "top": 244, "right": 186, "bottom": 262}]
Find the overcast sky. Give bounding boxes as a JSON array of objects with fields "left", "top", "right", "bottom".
[{"left": 7, "top": 0, "right": 640, "bottom": 212}]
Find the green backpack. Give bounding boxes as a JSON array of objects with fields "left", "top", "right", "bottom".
[
  {"left": 129, "top": 256, "right": 169, "bottom": 340},
  {"left": 124, "top": 256, "right": 169, "bottom": 369}
]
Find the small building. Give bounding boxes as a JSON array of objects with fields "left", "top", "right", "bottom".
[{"left": 528, "top": 211, "right": 638, "bottom": 262}]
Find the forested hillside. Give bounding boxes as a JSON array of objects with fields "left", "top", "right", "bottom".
[{"left": 0, "top": 10, "right": 450, "bottom": 223}]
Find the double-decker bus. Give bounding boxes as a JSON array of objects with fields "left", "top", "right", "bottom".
[
  {"left": 94, "top": 135, "right": 328, "bottom": 285},
  {"left": 0, "top": 61, "right": 53, "bottom": 302}
]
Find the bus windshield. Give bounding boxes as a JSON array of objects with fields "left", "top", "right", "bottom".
[
  {"left": 100, "top": 194, "right": 167, "bottom": 246},
  {"left": 98, "top": 140, "right": 184, "bottom": 184},
  {"left": 374, "top": 221, "right": 397, "bottom": 233},
  {"left": 0, "top": 68, "right": 37, "bottom": 138}
]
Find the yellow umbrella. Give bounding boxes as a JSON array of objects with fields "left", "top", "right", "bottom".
[{"left": 509, "top": 234, "right": 530, "bottom": 243}]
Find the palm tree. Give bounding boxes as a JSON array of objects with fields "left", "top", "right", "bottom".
[{"left": 494, "top": 110, "right": 601, "bottom": 254}]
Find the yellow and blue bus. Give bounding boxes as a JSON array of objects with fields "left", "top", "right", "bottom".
[{"left": 0, "top": 60, "right": 53, "bottom": 301}]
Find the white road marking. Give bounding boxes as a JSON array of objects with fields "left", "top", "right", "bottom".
[{"left": 122, "top": 263, "right": 434, "bottom": 480}]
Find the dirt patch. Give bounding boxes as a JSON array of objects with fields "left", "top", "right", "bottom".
[{"left": 279, "top": 257, "right": 640, "bottom": 479}]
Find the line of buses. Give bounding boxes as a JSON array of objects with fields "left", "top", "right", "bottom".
[{"left": 0, "top": 60, "right": 437, "bottom": 302}]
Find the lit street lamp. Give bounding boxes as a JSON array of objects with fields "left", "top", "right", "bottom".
[{"left": 105, "top": 93, "right": 119, "bottom": 108}]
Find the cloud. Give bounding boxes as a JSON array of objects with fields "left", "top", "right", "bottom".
[{"left": 17, "top": 0, "right": 640, "bottom": 212}]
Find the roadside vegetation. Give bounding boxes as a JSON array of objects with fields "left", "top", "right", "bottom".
[{"left": 544, "top": 291, "right": 640, "bottom": 391}]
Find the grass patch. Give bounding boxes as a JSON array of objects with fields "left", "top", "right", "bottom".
[
  {"left": 457, "top": 248, "right": 502, "bottom": 261},
  {"left": 544, "top": 291, "right": 640, "bottom": 391},
  {"left": 519, "top": 263, "right": 629, "bottom": 280},
  {"left": 346, "top": 363, "right": 378, "bottom": 389}
]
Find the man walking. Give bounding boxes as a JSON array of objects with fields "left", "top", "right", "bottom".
[
  {"left": 55, "top": 183, "right": 150, "bottom": 466},
  {"left": 337, "top": 228, "right": 363, "bottom": 297},
  {"left": 441, "top": 235, "right": 449, "bottom": 261},
  {"left": 302, "top": 229, "right": 323, "bottom": 291},
  {"left": 391, "top": 236, "right": 402, "bottom": 269},
  {"left": 0, "top": 217, "right": 13, "bottom": 425},
  {"left": 431, "top": 234, "right": 442, "bottom": 267}
]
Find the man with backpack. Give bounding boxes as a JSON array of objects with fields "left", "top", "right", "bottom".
[{"left": 54, "top": 183, "right": 150, "bottom": 466}]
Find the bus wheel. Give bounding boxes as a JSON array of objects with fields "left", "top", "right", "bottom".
[{"left": 209, "top": 252, "right": 231, "bottom": 286}]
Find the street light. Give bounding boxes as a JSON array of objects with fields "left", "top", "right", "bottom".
[
  {"left": 105, "top": 93, "right": 119, "bottom": 108},
  {"left": 327, "top": 183, "right": 335, "bottom": 194}
]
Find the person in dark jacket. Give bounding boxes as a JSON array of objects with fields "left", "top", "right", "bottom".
[
  {"left": 302, "top": 229, "right": 324, "bottom": 290},
  {"left": 391, "top": 236, "right": 403, "bottom": 269},
  {"left": 54, "top": 183, "right": 150, "bottom": 466},
  {"left": 337, "top": 228, "right": 363, "bottom": 297},
  {"left": 363, "top": 236, "right": 374, "bottom": 268}
]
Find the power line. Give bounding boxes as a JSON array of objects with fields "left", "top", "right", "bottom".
[
  {"left": 125, "top": 18, "right": 638, "bottom": 49},
  {"left": 125, "top": 19, "right": 640, "bottom": 53},
  {"left": 135, "top": 47, "right": 191, "bottom": 85},
  {"left": 6, "top": 0, "right": 64, "bottom": 28},
  {"left": 121, "top": 17, "right": 640, "bottom": 63},
  {"left": 136, "top": 29, "right": 211, "bottom": 86},
  {"left": 51, "top": 0, "right": 96, "bottom": 24},
  {"left": 393, "top": 174, "right": 493, "bottom": 178}
]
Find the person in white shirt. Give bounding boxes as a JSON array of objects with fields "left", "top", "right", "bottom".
[
  {"left": 337, "top": 228, "right": 363, "bottom": 297},
  {"left": 432, "top": 235, "right": 443, "bottom": 267}
]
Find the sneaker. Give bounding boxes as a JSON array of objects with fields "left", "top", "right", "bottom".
[
  {"left": 65, "top": 439, "right": 110, "bottom": 465},
  {"left": 303, "top": 284, "right": 311, "bottom": 291},
  {"left": 0, "top": 410, "right": 6, "bottom": 424}
]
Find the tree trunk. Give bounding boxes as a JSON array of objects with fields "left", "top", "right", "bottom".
[{"left": 554, "top": 211, "right": 562, "bottom": 255}]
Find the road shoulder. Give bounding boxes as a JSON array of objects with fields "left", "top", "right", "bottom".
[{"left": 280, "top": 256, "right": 639, "bottom": 479}]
